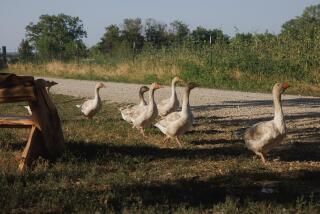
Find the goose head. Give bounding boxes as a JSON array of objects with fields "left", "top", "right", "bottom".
[
  {"left": 150, "top": 82, "right": 161, "bottom": 91},
  {"left": 172, "top": 76, "right": 184, "bottom": 85},
  {"left": 96, "top": 82, "right": 106, "bottom": 90},
  {"left": 139, "top": 86, "right": 150, "bottom": 95},
  {"left": 186, "top": 82, "right": 198, "bottom": 92},
  {"left": 47, "top": 81, "right": 58, "bottom": 87},
  {"left": 273, "top": 82, "right": 289, "bottom": 96}
]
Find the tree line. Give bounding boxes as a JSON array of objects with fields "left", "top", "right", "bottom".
[{"left": 18, "top": 4, "right": 320, "bottom": 66}]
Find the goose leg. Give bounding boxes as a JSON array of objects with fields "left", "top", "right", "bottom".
[
  {"left": 140, "top": 128, "right": 146, "bottom": 137},
  {"left": 163, "top": 136, "right": 170, "bottom": 144},
  {"left": 174, "top": 137, "right": 182, "bottom": 147},
  {"left": 255, "top": 151, "right": 266, "bottom": 164}
]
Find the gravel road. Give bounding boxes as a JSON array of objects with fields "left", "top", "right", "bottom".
[{"left": 42, "top": 76, "right": 319, "bottom": 117}]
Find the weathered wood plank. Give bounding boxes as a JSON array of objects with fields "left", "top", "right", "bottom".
[
  {"left": 0, "top": 85, "right": 36, "bottom": 103},
  {"left": 0, "top": 116, "right": 34, "bottom": 127}
]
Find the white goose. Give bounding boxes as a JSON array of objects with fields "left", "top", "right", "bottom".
[
  {"left": 119, "top": 86, "right": 149, "bottom": 123},
  {"left": 76, "top": 82, "right": 105, "bottom": 119},
  {"left": 155, "top": 82, "right": 197, "bottom": 147},
  {"left": 157, "top": 76, "right": 183, "bottom": 117},
  {"left": 243, "top": 82, "right": 289, "bottom": 164},
  {"left": 132, "top": 82, "right": 161, "bottom": 137}
]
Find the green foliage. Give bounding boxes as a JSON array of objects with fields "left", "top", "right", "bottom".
[
  {"left": 18, "top": 39, "right": 34, "bottom": 62},
  {"left": 169, "top": 20, "right": 190, "bottom": 43},
  {"left": 25, "top": 13, "right": 87, "bottom": 61},
  {"left": 144, "top": 18, "right": 168, "bottom": 48},
  {"left": 98, "top": 25, "right": 121, "bottom": 54},
  {"left": 191, "top": 26, "right": 229, "bottom": 44}
]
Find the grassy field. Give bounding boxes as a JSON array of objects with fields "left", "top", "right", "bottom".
[{"left": 0, "top": 94, "right": 319, "bottom": 213}]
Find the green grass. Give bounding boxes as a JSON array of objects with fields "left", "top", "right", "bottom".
[{"left": 0, "top": 94, "right": 319, "bottom": 213}]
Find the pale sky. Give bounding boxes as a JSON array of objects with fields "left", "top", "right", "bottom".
[{"left": 1, "top": 0, "right": 319, "bottom": 52}]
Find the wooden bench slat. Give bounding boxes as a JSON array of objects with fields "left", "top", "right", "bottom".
[
  {"left": 0, "top": 116, "right": 35, "bottom": 127},
  {"left": 0, "top": 86, "right": 36, "bottom": 103}
]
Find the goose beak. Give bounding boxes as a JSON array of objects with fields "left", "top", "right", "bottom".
[
  {"left": 282, "top": 83, "right": 289, "bottom": 89},
  {"left": 155, "top": 83, "right": 162, "bottom": 89}
]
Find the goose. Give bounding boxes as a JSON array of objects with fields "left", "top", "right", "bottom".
[
  {"left": 155, "top": 82, "right": 198, "bottom": 147},
  {"left": 119, "top": 86, "right": 149, "bottom": 123},
  {"left": 76, "top": 82, "right": 106, "bottom": 119},
  {"left": 132, "top": 82, "right": 161, "bottom": 137},
  {"left": 24, "top": 81, "right": 58, "bottom": 115},
  {"left": 157, "top": 76, "right": 184, "bottom": 117},
  {"left": 243, "top": 82, "right": 289, "bottom": 164}
]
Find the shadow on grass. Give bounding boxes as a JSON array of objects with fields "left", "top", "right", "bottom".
[
  {"left": 106, "top": 169, "right": 320, "bottom": 211},
  {"left": 65, "top": 140, "right": 249, "bottom": 162}
]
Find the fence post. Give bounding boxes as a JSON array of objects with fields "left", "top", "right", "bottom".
[
  {"left": 2, "top": 46, "right": 7, "bottom": 66},
  {"left": 132, "top": 42, "right": 136, "bottom": 63},
  {"left": 209, "top": 35, "right": 213, "bottom": 67}
]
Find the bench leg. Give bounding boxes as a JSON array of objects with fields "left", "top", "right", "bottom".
[{"left": 18, "top": 126, "right": 44, "bottom": 171}]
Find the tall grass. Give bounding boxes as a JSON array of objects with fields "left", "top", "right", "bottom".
[{"left": 9, "top": 33, "right": 320, "bottom": 95}]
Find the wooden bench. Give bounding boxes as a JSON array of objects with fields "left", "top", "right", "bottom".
[{"left": 0, "top": 73, "right": 65, "bottom": 171}]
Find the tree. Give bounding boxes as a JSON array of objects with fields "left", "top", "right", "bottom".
[
  {"left": 25, "top": 14, "right": 87, "bottom": 60},
  {"left": 169, "top": 20, "right": 189, "bottom": 43},
  {"left": 98, "top": 25, "right": 121, "bottom": 53},
  {"left": 191, "top": 26, "right": 229, "bottom": 44},
  {"left": 144, "top": 18, "right": 168, "bottom": 48},
  {"left": 121, "top": 18, "right": 144, "bottom": 50},
  {"left": 281, "top": 4, "right": 320, "bottom": 40},
  {"left": 18, "top": 39, "right": 34, "bottom": 62}
]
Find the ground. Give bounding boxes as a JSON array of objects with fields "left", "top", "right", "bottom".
[{"left": 0, "top": 78, "right": 319, "bottom": 213}]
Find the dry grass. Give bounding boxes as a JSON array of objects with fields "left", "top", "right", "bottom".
[
  {"left": 9, "top": 61, "right": 181, "bottom": 83},
  {"left": 8, "top": 61, "right": 320, "bottom": 96},
  {"left": 0, "top": 94, "right": 319, "bottom": 213}
]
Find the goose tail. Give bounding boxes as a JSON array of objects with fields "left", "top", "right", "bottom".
[{"left": 154, "top": 123, "right": 167, "bottom": 135}]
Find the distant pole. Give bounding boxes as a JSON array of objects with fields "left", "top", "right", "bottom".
[
  {"left": 132, "top": 41, "right": 136, "bottom": 63},
  {"left": 76, "top": 43, "right": 79, "bottom": 67},
  {"left": 209, "top": 35, "right": 212, "bottom": 67},
  {"left": 2, "top": 46, "right": 7, "bottom": 66}
]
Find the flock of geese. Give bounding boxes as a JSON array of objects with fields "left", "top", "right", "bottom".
[{"left": 72, "top": 77, "right": 290, "bottom": 164}]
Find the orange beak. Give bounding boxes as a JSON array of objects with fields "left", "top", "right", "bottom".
[
  {"left": 282, "top": 83, "right": 289, "bottom": 89},
  {"left": 155, "top": 83, "right": 161, "bottom": 89}
]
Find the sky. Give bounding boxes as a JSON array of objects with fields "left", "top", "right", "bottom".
[{"left": 1, "top": 0, "right": 319, "bottom": 52}]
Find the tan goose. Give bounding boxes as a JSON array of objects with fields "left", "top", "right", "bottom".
[
  {"left": 132, "top": 82, "right": 161, "bottom": 137},
  {"left": 157, "top": 76, "right": 183, "bottom": 117},
  {"left": 76, "top": 82, "right": 105, "bottom": 119},
  {"left": 243, "top": 82, "right": 289, "bottom": 164},
  {"left": 155, "top": 82, "right": 197, "bottom": 147},
  {"left": 119, "top": 86, "right": 149, "bottom": 123}
]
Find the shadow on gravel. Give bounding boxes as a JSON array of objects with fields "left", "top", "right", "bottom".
[{"left": 192, "top": 97, "right": 320, "bottom": 111}]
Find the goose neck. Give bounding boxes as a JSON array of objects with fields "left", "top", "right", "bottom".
[
  {"left": 148, "top": 89, "right": 156, "bottom": 108},
  {"left": 139, "top": 91, "right": 146, "bottom": 105},
  {"left": 273, "top": 92, "right": 284, "bottom": 124},
  {"left": 182, "top": 88, "right": 191, "bottom": 113}
]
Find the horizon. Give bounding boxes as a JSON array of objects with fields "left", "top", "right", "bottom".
[{"left": 1, "top": 0, "right": 319, "bottom": 52}]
